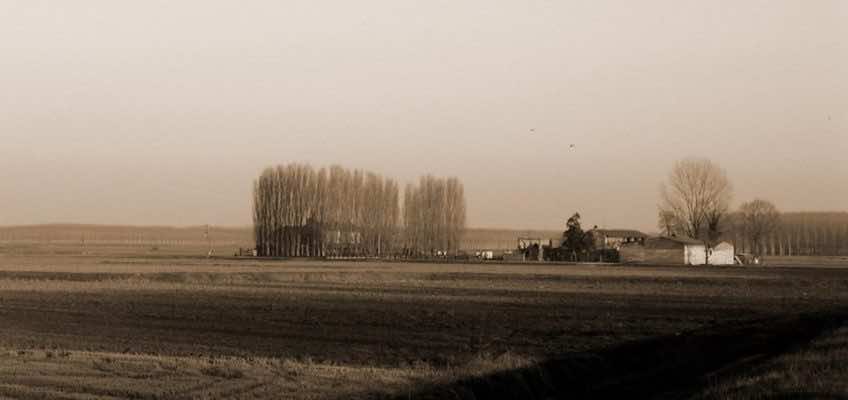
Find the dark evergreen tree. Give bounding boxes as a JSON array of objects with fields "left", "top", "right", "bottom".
[{"left": 561, "top": 213, "right": 594, "bottom": 261}]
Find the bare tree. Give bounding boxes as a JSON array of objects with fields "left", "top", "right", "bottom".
[
  {"left": 738, "top": 199, "right": 781, "bottom": 257},
  {"left": 659, "top": 158, "right": 732, "bottom": 243}
]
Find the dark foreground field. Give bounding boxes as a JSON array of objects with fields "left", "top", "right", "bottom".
[{"left": 0, "top": 251, "right": 846, "bottom": 399}]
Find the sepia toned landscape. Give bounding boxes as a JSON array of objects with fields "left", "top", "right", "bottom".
[{"left": 3, "top": 1, "right": 847, "bottom": 399}]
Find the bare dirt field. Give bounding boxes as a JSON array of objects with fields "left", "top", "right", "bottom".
[{"left": 0, "top": 248, "right": 846, "bottom": 399}]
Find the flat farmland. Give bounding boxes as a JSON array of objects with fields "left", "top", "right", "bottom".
[{"left": 0, "top": 253, "right": 847, "bottom": 399}]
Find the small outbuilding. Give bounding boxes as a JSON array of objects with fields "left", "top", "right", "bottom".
[
  {"left": 620, "top": 236, "right": 707, "bottom": 265},
  {"left": 707, "top": 241, "right": 735, "bottom": 265}
]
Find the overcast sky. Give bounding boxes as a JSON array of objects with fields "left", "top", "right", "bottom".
[{"left": 1, "top": 1, "right": 845, "bottom": 231}]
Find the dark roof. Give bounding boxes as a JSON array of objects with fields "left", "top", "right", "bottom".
[
  {"left": 641, "top": 235, "right": 705, "bottom": 249},
  {"left": 592, "top": 229, "right": 648, "bottom": 238},
  {"left": 657, "top": 235, "right": 704, "bottom": 245}
]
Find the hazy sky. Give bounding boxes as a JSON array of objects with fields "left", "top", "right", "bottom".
[{"left": 1, "top": 1, "right": 846, "bottom": 231}]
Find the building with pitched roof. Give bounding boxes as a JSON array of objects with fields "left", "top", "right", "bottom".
[
  {"left": 620, "top": 235, "right": 708, "bottom": 265},
  {"left": 588, "top": 228, "right": 648, "bottom": 250}
]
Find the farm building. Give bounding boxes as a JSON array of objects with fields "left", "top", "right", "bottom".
[
  {"left": 707, "top": 241, "right": 735, "bottom": 265},
  {"left": 589, "top": 229, "right": 648, "bottom": 250},
  {"left": 620, "top": 236, "right": 707, "bottom": 265}
]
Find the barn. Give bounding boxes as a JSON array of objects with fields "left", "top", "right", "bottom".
[
  {"left": 707, "top": 241, "right": 735, "bottom": 265},
  {"left": 620, "top": 236, "right": 707, "bottom": 265},
  {"left": 588, "top": 228, "right": 648, "bottom": 250}
]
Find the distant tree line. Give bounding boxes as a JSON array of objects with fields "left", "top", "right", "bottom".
[
  {"left": 402, "top": 175, "right": 467, "bottom": 256},
  {"left": 0, "top": 225, "right": 252, "bottom": 249},
  {"left": 726, "top": 212, "right": 848, "bottom": 257},
  {"left": 253, "top": 164, "right": 465, "bottom": 258}
]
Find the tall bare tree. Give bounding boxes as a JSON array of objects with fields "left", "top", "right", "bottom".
[
  {"left": 659, "top": 158, "right": 732, "bottom": 243},
  {"left": 402, "top": 175, "right": 467, "bottom": 257},
  {"left": 254, "top": 164, "right": 466, "bottom": 259},
  {"left": 738, "top": 199, "right": 780, "bottom": 257}
]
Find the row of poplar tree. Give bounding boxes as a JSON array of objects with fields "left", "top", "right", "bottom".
[
  {"left": 402, "top": 175, "right": 466, "bottom": 257},
  {"left": 252, "top": 163, "right": 466, "bottom": 257},
  {"left": 726, "top": 212, "right": 848, "bottom": 256}
]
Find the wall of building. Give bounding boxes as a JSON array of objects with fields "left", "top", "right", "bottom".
[
  {"left": 619, "top": 245, "right": 644, "bottom": 263},
  {"left": 644, "top": 237, "right": 684, "bottom": 250},
  {"left": 708, "top": 243, "right": 735, "bottom": 265},
  {"left": 605, "top": 237, "right": 626, "bottom": 249},
  {"left": 685, "top": 245, "right": 707, "bottom": 265},
  {"left": 597, "top": 236, "right": 645, "bottom": 250},
  {"left": 620, "top": 246, "right": 684, "bottom": 264}
]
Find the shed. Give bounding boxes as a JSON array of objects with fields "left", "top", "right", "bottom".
[
  {"left": 707, "top": 241, "right": 735, "bottom": 265},
  {"left": 620, "top": 236, "right": 707, "bottom": 265}
]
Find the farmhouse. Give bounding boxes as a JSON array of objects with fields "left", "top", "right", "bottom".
[
  {"left": 589, "top": 228, "right": 648, "bottom": 250},
  {"left": 620, "top": 236, "right": 707, "bottom": 265}
]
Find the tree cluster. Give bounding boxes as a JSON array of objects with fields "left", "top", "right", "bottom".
[
  {"left": 733, "top": 199, "right": 781, "bottom": 256},
  {"left": 543, "top": 213, "right": 600, "bottom": 262},
  {"left": 561, "top": 213, "right": 594, "bottom": 258},
  {"left": 253, "top": 164, "right": 400, "bottom": 257},
  {"left": 402, "top": 175, "right": 467, "bottom": 256}
]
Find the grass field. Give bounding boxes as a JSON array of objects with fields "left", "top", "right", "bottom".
[
  {"left": 0, "top": 243, "right": 846, "bottom": 399},
  {"left": 695, "top": 325, "right": 848, "bottom": 399},
  {"left": 767, "top": 255, "right": 848, "bottom": 267}
]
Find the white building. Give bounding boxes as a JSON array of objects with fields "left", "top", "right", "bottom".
[{"left": 707, "top": 241, "right": 735, "bottom": 265}]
